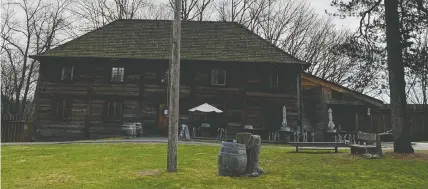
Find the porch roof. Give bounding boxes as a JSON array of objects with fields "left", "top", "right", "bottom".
[{"left": 302, "top": 73, "right": 384, "bottom": 107}]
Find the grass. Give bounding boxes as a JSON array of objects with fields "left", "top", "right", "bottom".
[{"left": 2, "top": 144, "right": 428, "bottom": 189}]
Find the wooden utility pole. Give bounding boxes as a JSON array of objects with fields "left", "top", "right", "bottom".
[{"left": 167, "top": 0, "right": 181, "bottom": 172}]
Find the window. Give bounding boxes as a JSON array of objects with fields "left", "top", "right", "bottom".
[
  {"left": 211, "top": 69, "right": 226, "bottom": 86},
  {"left": 104, "top": 101, "right": 123, "bottom": 121},
  {"left": 111, "top": 67, "right": 124, "bottom": 83},
  {"left": 53, "top": 99, "right": 72, "bottom": 120},
  {"left": 269, "top": 73, "right": 279, "bottom": 88},
  {"left": 61, "top": 66, "right": 74, "bottom": 81}
]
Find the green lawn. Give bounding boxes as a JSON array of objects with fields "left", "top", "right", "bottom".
[{"left": 2, "top": 144, "right": 428, "bottom": 189}]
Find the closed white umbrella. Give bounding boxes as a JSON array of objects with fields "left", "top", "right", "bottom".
[
  {"left": 282, "top": 106, "right": 287, "bottom": 127},
  {"left": 189, "top": 103, "right": 223, "bottom": 113},
  {"left": 328, "top": 108, "right": 335, "bottom": 130},
  {"left": 279, "top": 106, "right": 291, "bottom": 132}
]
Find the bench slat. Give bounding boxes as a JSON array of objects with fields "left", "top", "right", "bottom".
[
  {"left": 357, "top": 132, "right": 377, "bottom": 141},
  {"left": 289, "top": 142, "right": 343, "bottom": 144},
  {"left": 289, "top": 142, "right": 348, "bottom": 147},
  {"left": 298, "top": 147, "right": 339, "bottom": 150},
  {"left": 294, "top": 145, "right": 340, "bottom": 153},
  {"left": 349, "top": 144, "right": 376, "bottom": 148}
]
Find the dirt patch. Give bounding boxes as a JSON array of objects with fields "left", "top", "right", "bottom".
[
  {"left": 31, "top": 171, "right": 76, "bottom": 184},
  {"left": 385, "top": 151, "right": 428, "bottom": 161},
  {"left": 137, "top": 169, "right": 163, "bottom": 176}
]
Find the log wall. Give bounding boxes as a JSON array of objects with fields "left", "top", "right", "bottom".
[{"left": 35, "top": 58, "right": 301, "bottom": 140}]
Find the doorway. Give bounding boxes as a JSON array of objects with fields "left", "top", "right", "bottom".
[
  {"left": 158, "top": 104, "right": 168, "bottom": 136},
  {"left": 264, "top": 104, "right": 282, "bottom": 131}
]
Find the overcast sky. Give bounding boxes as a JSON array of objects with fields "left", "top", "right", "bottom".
[
  {"left": 156, "top": 0, "right": 361, "bottom": 30},
  {"left": 309, "top": 0, "right": 360, "bottom": 30}
]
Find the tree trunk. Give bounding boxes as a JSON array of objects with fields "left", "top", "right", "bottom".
[
  {"left": 21, "top": 60, "right": 36, "bottom": 119},
  {"left": 423, "top": 63, "right": 427, "bottom": 105},
  {"left": 14, "top": 92, "right": 20, "bottom": 118},
  {"left": 384, "top": 0, "right": 414, "bottom": 153}
]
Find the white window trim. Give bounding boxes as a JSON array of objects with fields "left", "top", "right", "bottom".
[
  {"left": 111, "top": 67, "right": 125, "bottom": 83},
  {"left": 61, "top": 66, "right": 74, "bottom": 81},
  {"left": 270, "top": 73, "right": 279, "bottom": 88},
  {"left": 211, "top": 69, "right": 226, "bottom": 86}
]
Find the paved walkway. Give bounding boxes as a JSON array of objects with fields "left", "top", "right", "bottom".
[
  {"left": 1, "top": 137, "right": 219, "bottom": 146},
  {"left": 2, "top": 137, "right": 428, "bottom": 150},
  {"left": 412, "top": 142, "right": 428, "bottom": 150}
]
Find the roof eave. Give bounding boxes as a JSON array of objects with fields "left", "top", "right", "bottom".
[
  {"left": 29, "top": 55, "right": 42, "bottom": 61},
  {"left": 28, "top": 54, "right": 310, "bottom": 65}
]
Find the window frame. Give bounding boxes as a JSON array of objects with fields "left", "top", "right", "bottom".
[
  {"left": 53, "top": 98, "right": 72, "bottom": 121},
  {"left": 110, "top": 67, "right": 125, "bottom": 83},
  {"left": 104, "top": 101, "right": 124, "bottom": 122},
  {"left": 211, "top": 69, "right": 227, "bottom": 86},
  {"left": 269, "top": 73, "right": 279, "bottom": 88},
  {"left": 60, "top": 66, "right": 75, "bottom": 82}
]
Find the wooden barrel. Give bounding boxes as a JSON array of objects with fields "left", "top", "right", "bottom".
[{"left": 218, "top": 141, "right": 247, "bottom": 176}]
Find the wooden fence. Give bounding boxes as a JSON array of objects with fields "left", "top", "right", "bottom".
[
  {"left": 359, "top": 105, "right": 428, "bottom": 141},
  {"left": 1, "top": 114, "right": 33, "bottom": 142}
]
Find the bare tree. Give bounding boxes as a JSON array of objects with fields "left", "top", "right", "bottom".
[
  {"left": 405, "top": 30, "right": 428, "bottom": 104},
  {"left": 73, "top": 0, "right": 151, "bottom": 30},
  {"left": 303, "top": 22, "right": 358, "bottom": 85},
  {"left": 214, "top": 0, "right": 372, "bottom": 92},
  {"left": 1, "top": 0, "right": 72, "bottom": 119},
  {"left": 143, "top": 2, "right": 172, "bottom": 20},
  {"left": 216, "top": 0, "right": 256, "bottom": 24},
  {"left": 256, "top": 0, "right": 310, "bottom": 47},
  {"left": 241, "top": 0, "right": 363, "bottom": 91},
  {"left": 168, "top": 0, "right": 214, "bottom": 21}
]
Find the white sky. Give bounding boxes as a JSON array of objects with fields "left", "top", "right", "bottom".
[
  {"left": 308, "top": 0, "right": 360, "bottom": 30},
  {"left": 156, "top": 0, "right": 361, "bottom": 30}
]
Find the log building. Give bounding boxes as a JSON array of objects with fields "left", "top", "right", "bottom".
[{"left": 30, "top": 19, "right": 309, "bottom": 140}]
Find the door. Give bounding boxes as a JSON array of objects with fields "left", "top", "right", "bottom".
[
  {"left": 264, "top": 105, "right": 282, "bottom": 131},
  {"left": 158, "top": 104, "right": 168, "bottom": 136}
]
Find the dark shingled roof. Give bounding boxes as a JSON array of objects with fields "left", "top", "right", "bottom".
[{"left": 32, "top": 19, "right": 307, "bottom": 65}]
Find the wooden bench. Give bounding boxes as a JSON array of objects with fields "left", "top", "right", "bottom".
[
  {"left": 288, "top": 142, "right": 348, "bottom": 153},
  {"left": 349, "top": 131, "right": 383, "bottom": 156}
]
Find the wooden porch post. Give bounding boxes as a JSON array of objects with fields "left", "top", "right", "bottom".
[
  {"left": 355, "top": 111, "right": 359, "bottom": 132},
  {"left": 85, "top": 75, "right": 94, "bottom": 139},
  {"left": 297, "top": 69, "right": 303, "bottom": 134},
  {"left": 367, "top": 107, "right": 372, "bottom": 133}
]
